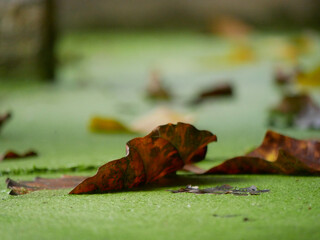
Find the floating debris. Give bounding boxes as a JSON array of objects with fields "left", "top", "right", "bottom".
[{"left": 168, "top": 184, "right": 269, "bottom": 196}]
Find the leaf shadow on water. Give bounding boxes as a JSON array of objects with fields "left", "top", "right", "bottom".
[
  {"left": 142, "top": 174, "right": 251, "bottom": 191},
  {"left": 80, "top": 174, "right": 253, "bottom": 195}
]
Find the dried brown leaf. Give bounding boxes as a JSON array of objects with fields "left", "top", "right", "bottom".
[
  {"left": 70, "top": 123, "right": 217, "bottom": 194},
  {"left": 193, "top": 82, "right": 233, "bottom": 104},
  {"left": 206, "top": 130, "right": 320, "bottom": 175}
]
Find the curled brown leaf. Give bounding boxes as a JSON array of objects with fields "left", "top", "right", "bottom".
[{"left": 70, "top": 122, "right": 217, "bottom": 194}]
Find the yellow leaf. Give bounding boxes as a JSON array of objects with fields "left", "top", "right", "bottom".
[
  {"left": 89, "top": 116, "right": 132, "bottom": 134},
  {"left": 228, "top": 45, "right": 255, "bottom": 64},
  {"left": 297, "top": 66, "right": 320, "bottom": 86}
]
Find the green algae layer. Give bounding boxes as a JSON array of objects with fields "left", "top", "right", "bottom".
[{"left": 1, "top": 30, "right": 320, "bottom": 240}]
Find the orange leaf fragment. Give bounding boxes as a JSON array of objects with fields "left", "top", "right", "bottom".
[{"left": 210, "top": 16, "right": 252, "bottom": 39}]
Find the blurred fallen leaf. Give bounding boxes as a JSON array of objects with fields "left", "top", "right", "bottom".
[
  {"left": 0, "top": 150, "right": 37, "bottom": 162},
  {"left": 0, "top": 112, "right": 11, "bottom": 132},
  {"left": 192, "top": 82, "right": 233, "bottom": 104},
  {"left": 269, "top": 94, "right": 320, "bottom": 129},
  {"left": 275, "top": 33, "right": 316, "bottom": 63},
  {"left": 146, "top": 70, "right": 171, "bottom": 100},
  {"left": 297, "top": 65, "right": 320, "bottom": 87},
  {"left": 295, "top": 103, "right": 320, "bottom": 130},
  {"left": 262, "top": 37, "right": 296, "bottom": 62},
  {"left": 228, "top": 44, "right": 255, "bottom": 64},
  {"left": 279, "top": 43, "right": 299, "bottom": 63},
  {"left": 274, "top": 67, "right": 299, "bottom": 86},
  {"left": 290, "top": 32, "right": 316, "bottom": 56},
  {"left": 271, "top": 94, "right": 311, "bottom": 115},
  {"left": 89, "top": 116, "right": 133, "bottom": 134},
  {"left": 206, "top": 130, "right": 320, "bottom": 175},
  {"left": 131, "top": 107, "right": 194, "bottom": 134},
  {"left": 210, "top": 16, "right": 252, "bottom": 39}
]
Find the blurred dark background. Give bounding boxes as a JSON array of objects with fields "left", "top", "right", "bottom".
[
  {"left": 1, "top": 0, "right": 320, "bottom": 169},
  {"left": 55, "top": 0, "right": 320, "bottom": 30},
  {"left": 0, "top": 0, "right": 319, "bottom": 81}
]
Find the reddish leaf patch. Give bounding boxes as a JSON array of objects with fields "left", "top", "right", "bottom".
[
  {"left": 6, "top": 176, "right": 87, "bottom": 195},
  {"left": 1, "top": 150, "right": 37, "bottom": 162}
]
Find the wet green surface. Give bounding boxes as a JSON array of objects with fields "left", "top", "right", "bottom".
[{"left": 0, "top": 30, "right": 320, "bottom": 240}]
